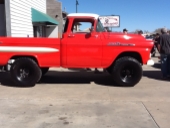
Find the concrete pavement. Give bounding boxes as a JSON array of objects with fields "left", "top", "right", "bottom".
[
  {"left": 0, "top": 57, "right": 169, "bottom": 128},
  {"left": 0, "top": 100, "right": 158, "bottom": 128}
]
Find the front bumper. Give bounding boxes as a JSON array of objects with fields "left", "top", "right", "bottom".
[{"left": 147, "top": 59, "right": 154, "bottom": 66}]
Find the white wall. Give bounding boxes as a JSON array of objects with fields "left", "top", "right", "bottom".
[
  {"left": 0, "top": 4, "right": 6, "bottom": 36},
  {"left": 10, "top": 0, "right": 46, "bottom": 37},
  {"left": 46, "top": 26, "right": 58, "bottom": 38}
]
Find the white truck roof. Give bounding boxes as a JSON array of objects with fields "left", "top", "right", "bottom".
[{"left": 67, "top": 13, "right": 99, "bottom": 19}]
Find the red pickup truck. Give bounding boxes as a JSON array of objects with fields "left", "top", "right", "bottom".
[{"left": 0, "top": 13, "right": 154, "bottom": 86}]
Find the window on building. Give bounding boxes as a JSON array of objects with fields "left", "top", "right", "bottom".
[{"left": 33, "top": 26, "right": 46, "bottom": 37}]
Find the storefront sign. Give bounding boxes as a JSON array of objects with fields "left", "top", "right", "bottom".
[{"left": 99, "top": 16, "right": 120, "bottom": 27}]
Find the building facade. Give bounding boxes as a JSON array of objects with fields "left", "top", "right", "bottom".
[
  {"left": 0, "top": 0, "right": 6, "bottom": 36},
  {"left": 47, "top": 0, "right": 63, "bottom": 38},
  {"left": 0, "top": 0, "right": 59, "bottom": 38}
]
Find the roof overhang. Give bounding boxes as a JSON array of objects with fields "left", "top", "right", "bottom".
[{"left": 31, "top": 8, "right": 59, "bottom": 25}]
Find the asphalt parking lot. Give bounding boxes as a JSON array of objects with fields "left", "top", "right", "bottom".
[{"left": 0, "top": 57, "right": 169, "bottom": 128}]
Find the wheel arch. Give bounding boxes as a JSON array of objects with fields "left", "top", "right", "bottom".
[
  {"left": 9, "top": 55, "right": 39, "bottom": 65},
  {"left": 115, "top": 52, "right": 143, "bottom": 64},
  {"left": 106, "top": 51, "right": 143, "bottom": 71}
]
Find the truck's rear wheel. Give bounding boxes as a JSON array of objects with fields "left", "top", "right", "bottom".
[
  {"left": 112, "top": 57, "right": 142, "bottom": 86},
  {"left": 10, "top": 58, "right": 42, "bottom": 86}
]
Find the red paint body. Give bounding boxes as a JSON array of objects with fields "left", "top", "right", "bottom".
[{"left": 0, "top": 15, "right": 153, "bottom": 69}]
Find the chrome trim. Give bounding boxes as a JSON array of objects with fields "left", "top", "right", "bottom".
[{"left": 107, "top": 42, "right": 135, "bottom": 46}]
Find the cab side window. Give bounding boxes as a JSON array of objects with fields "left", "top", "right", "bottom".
[{"left": 71, "top": 19, "right": 94, "bottom": 33}]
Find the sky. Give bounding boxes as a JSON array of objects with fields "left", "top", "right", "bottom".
[{"left": 58, "top": 0, "right": 170, "bottom": 33}]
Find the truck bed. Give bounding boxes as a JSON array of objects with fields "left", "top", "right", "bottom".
[{"left": 0, "top": 37, "right": 61, "bottom": 67}]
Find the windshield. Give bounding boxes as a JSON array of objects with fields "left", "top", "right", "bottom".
[
  {"left": 96, "top": 18, "right": 105, "bottom": 32},
  {"left": 63, "top": 18, "right": 69, "bottom": 33}
]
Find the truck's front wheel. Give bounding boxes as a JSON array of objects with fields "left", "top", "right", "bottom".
[
  {"left": 112, "top": 57, "right": 142, "bottom": 86},
  {"left": 10, "top": 58, "right": 42, "bottom": 86}
]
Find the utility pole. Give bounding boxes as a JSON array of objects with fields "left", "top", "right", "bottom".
[{"left": 76, "top": 0, "right": 79, "bottom": 13}]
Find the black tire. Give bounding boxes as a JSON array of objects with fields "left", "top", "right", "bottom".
[
  {"left": 112, "top": 57, "right": 142, "bottom": 86},
  {"left": 10, "top": 58, "right": 42, "bottom": 86},
  {"left": 41, "top": 67, "right": 49, "bottom": 76}
]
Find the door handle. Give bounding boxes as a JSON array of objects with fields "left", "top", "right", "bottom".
[
  {"left": 94, "top": 35, "right": 98, "bottom": 38},
  {"left": 92, "top": 35, "right": 98, "bottom": 38},
  {"left": 68, "top": 34, "right": 75, "bottom": 38}
]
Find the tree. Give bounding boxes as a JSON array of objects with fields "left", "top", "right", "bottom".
[
  {"left": 154, "top": 28, "right": 162, "bottom": 34},
  {"left": 154, "top": 28, "right": 170, "bottom": 34}
]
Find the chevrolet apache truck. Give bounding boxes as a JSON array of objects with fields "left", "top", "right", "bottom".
[{"left": 0, "top": 13, "right": 154, "bottom": 86}]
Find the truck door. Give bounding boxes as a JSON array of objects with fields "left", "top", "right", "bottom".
[{"left": 66, "top": 18, "right": 103, "bottom": 67}]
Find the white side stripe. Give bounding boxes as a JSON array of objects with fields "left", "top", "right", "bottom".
[{"left": 0, "top": 46, "right": 59, "bottom": 53}]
